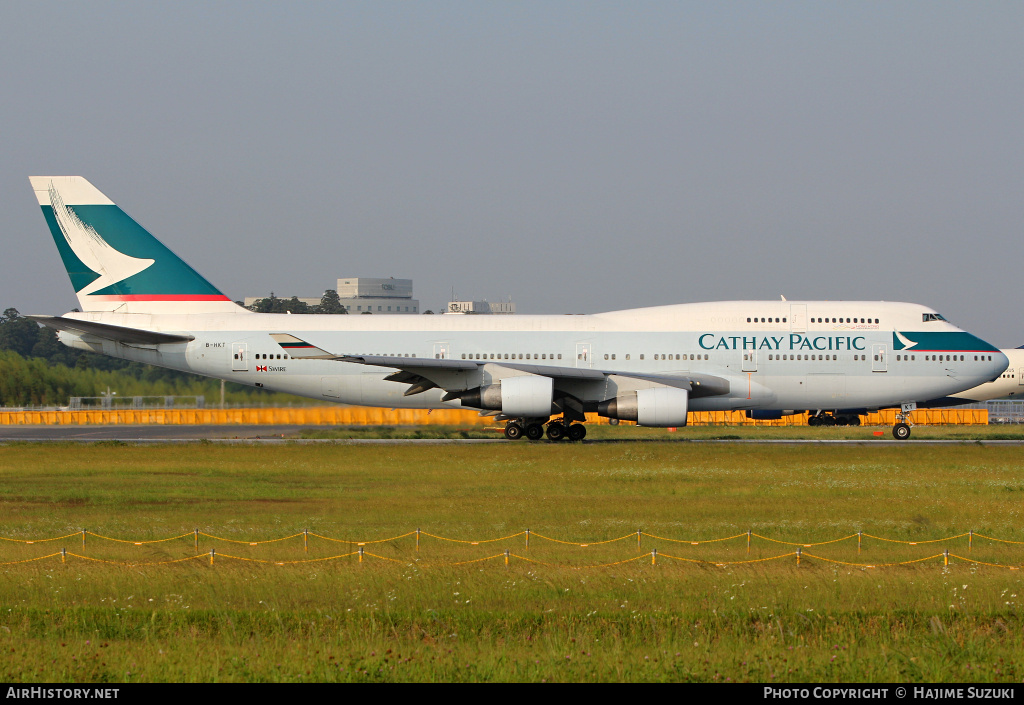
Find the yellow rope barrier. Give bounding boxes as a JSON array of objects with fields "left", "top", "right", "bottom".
[
  {"left": 448, "top": 554, "right": 506, "bottom": 566},
  {"left": 948, "top": 553, "right": 1023, "bottom": 569},
  {"left": 861, "top": 532, "right": 969, "bottom": 545},
  {"left": 971, "top": 534, "right": 1024, "bottom": 546},
  {"left": 5, "top": 545, "right": 1024, "bottom": 569},
  {"left": 6, "top": 524, "right": 1024, "bottom": 549},
  {"left": 751, "top": 533, "right": 859, "bottom": 547},
  {"left": 65, "top": 552, "right": 208, "bottom": 566},
  {"left": 309, "top": 531, "right": 417, "bottom": 545},
  {"left": 802, "top": 552, "right": 945, "bottom": 568},
  {"left": 215, "top": 552, "right": 360, "bottom": 565},
  {"left": 85, "top": 531, "right": 194, "bottom": 545},
  {"left": 529, "top": 532, "right": 635, "bottom": 546},
  {"left": 509, "top": 553, "right": 648, "bottom": 568},
  {"left": 643, "top": 532, "right": 747, "bottom": 545},
  {"left": 361, "top": 552, "right": 407, "bottom": 564},
  {"left": 0, "top": 553, "right": 62, "bottom": 565},
  {"left": 419, "top": 531, "right": 526, "bottom": 545},
  {"left": 0, "top": 532, "right": 80, "bottom": 544},
  {"left": 197, "top": 532, "right": 305, "bottom": 545}
]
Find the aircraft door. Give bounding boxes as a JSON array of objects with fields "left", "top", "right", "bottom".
[
  {"left": 742, "top": 350, "right": 757, "bottom": 372},
  {"left": 576, "top": 343, "right": 592, "bottom": 368},
  {"left": 872, "top": 344, "right": 887, "bottom": 372},
  {"left": 790, "top": 305, "right": 807, "bottom": 333},
  {"left": 433, "top": 342, "right": 450, "bottom": 360},
  {"left": 1019, "top": 368, "right": 1023, "bottom": 387},
  {"left": 232, "top": 343, "right": 248, "bottom": 371}
]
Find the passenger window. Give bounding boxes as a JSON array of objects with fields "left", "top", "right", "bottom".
[
  {"left": 625, "top": 354, "right": 630, "bottom": 360},
  {"left": 640, "top": 354, "right": 645, "bottom": 360},
  {"left": 604, "top": 354, "right": 609, "bottom": 360}
]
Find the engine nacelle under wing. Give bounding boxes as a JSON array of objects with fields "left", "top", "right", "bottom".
[
  {"left": 458, "top": 375, "right": 554, "bottom": 417},
  {"left": 597, "top": 387, "right": 689, "bottom": 427}
]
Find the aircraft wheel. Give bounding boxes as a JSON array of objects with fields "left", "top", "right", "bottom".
[
  {"left": 545, "top": 423, "right": 566, "bottom": 441},
  {"left": 821, "top": 415, "right": 837, "bottom": 426},
  {"left": 525, "top": 423, "right": 545, "bottom": 441},
  {"left": 893, "top": 423, "right": 911, "bottom": 440},
  {"left": 848, "top": 416, "right": 862, "bottom": 427},
  {"left": 568, "top": 424, "right": 587, "bottom": 441},
  {"left": 504, "top": 423, "right": 524, "bottom": 441},
  {"left": 808, "top": 415, "right": 820, "bottom": 427}
]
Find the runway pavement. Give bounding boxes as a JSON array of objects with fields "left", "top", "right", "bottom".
[{"left": 0, "top": 425, "right": 1022, "bottom": 445}]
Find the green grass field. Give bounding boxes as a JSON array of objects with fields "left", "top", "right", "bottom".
[{"left": 1, "top": 439, "right": 1023, "bottom": 682}]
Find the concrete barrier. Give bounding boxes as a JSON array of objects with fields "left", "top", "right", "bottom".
[{"left": 0, "top": 407, "right": 988, "bottom": 426}]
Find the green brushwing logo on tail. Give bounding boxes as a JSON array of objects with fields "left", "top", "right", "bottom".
[{"left": 41, "top": 187, "right": 228, "bottom": 300}]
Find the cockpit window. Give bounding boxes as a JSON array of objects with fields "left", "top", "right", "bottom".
[{"left": 922, "top": 313, "right": 946, "bottom": 322}]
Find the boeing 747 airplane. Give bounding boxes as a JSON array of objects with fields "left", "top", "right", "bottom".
[{"left": 28, "top": 176, "right": 1008, "bottom": 441}]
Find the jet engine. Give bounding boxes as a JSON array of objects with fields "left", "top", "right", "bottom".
[
  {"left": 457, "top": 375, "right": 554, "bottom": 417},
  {"left": 597, "top": 387, "right": 689, "bottom": 427}
]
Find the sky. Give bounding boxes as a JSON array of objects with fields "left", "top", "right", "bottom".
[{"left": 1, "top": 1, "right": 1021, "bottom": 346}]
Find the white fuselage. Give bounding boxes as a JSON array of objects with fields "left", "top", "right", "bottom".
[
  {"left": 58, "top": 300, "right": 1008, "bottom": 415},
  {"left": 932, "top": 348, "right": 1024, "bottom": 405}
]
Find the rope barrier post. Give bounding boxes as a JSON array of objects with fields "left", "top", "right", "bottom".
[
  {"left": 194, "top": 528, "right": 199, "bottom": 553},
  {"left": 796, "top": 547, "right": 801, "bottom": 566},
  {"left": 944, "top": 549, "right": 949, "bottom": 566},
  {"left": 209, "top": 548, "right": 215, "bottom": 566},
  {"left": 82, "top": 530, "right": 86, "bottom": 551},
  {"left": 304, "top": 530, "right": 308, "bottom": 554},
  {"left": 358, "top": 546, "right": 364, "bottom": 564},
  {"left": 969, "top": 530, "right": 973, "bottom": 552},
  {"left": 525, "top": 529, "right": 530, "bottom": 551},
  {"left": 61, "top": 547, "right": 66, "bottom": 564},
  {"left": 637, "top": 529, "right": 642, "bottom": 552},
  {"left": 416, "top": 528, "right": 420, "bottom": 553},
  {"left": 747, "top": 529, "right": 751, "bottom": 554},
  {"left": 858, "top": 531, "right": 862, "bottom": 554},
  {"left": 651, "top": 548, "right": 657, "bottom": 566},
  {"left": 504, "top": 549, "right": 510, "bottom": 567}
]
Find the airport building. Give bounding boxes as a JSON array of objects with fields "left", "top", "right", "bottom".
[
  {"left": 244, "top": 277, "right": 419, "bottom": 314},
  {"left": 445, "top": 299, "right": 517, "bottom": 314}
]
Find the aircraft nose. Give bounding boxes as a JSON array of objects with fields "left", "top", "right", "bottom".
[{"left": 990, "top": 350, "right": 1010, "bottom": 380}]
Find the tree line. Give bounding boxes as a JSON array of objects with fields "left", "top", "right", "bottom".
[
  {"left": 0, "top": 308, "right": 301, "bottom": 407},
  {"left": 246, "top": 290, "right": 349, "bottom": 314}
]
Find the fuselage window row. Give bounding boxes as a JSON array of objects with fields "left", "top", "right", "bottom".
[
  {"left": 460, "top": 353, "right": 564, "bottom": 361},
  {"left": 766, "top": 354, "right": 838, "bottom": 361}
]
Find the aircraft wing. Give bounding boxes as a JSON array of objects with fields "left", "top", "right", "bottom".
[
  {"left": 28, "top": 315, "right": 194, "bottom": 345},
  {"left": 272, "top": 335, "right": 730, "bottom": 402}
]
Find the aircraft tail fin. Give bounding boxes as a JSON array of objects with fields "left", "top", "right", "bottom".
[{"left": 30, "top": 176, "right": 248, "bottom": 315}]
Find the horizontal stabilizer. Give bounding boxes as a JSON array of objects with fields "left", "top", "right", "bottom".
[{"left": 28, "top": 315, "right": 194, "bottom": 345}]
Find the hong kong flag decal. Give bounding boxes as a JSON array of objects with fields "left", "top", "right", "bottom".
[{"left": 257, "top": 366, "right": 268, "bottom": 372}]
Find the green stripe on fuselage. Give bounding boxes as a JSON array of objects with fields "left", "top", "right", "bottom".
[{"left": 893, "top": 331, "right": 998, "bottom": 352}]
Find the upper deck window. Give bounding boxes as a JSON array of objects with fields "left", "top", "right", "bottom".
[{"left": 922, "top": 313, "right": 946, "bottom": 322}]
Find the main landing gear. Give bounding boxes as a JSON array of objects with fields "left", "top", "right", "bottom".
[
  {"left": 504, "top": 418, "right": 586, "bottom": 441},
  {"left": 807, "top": 412, "right": 861, "bottom": 427}
]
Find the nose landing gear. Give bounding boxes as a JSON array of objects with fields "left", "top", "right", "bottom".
[{"left": 892, "top": 402, "right": 917, "bottom": 440}]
